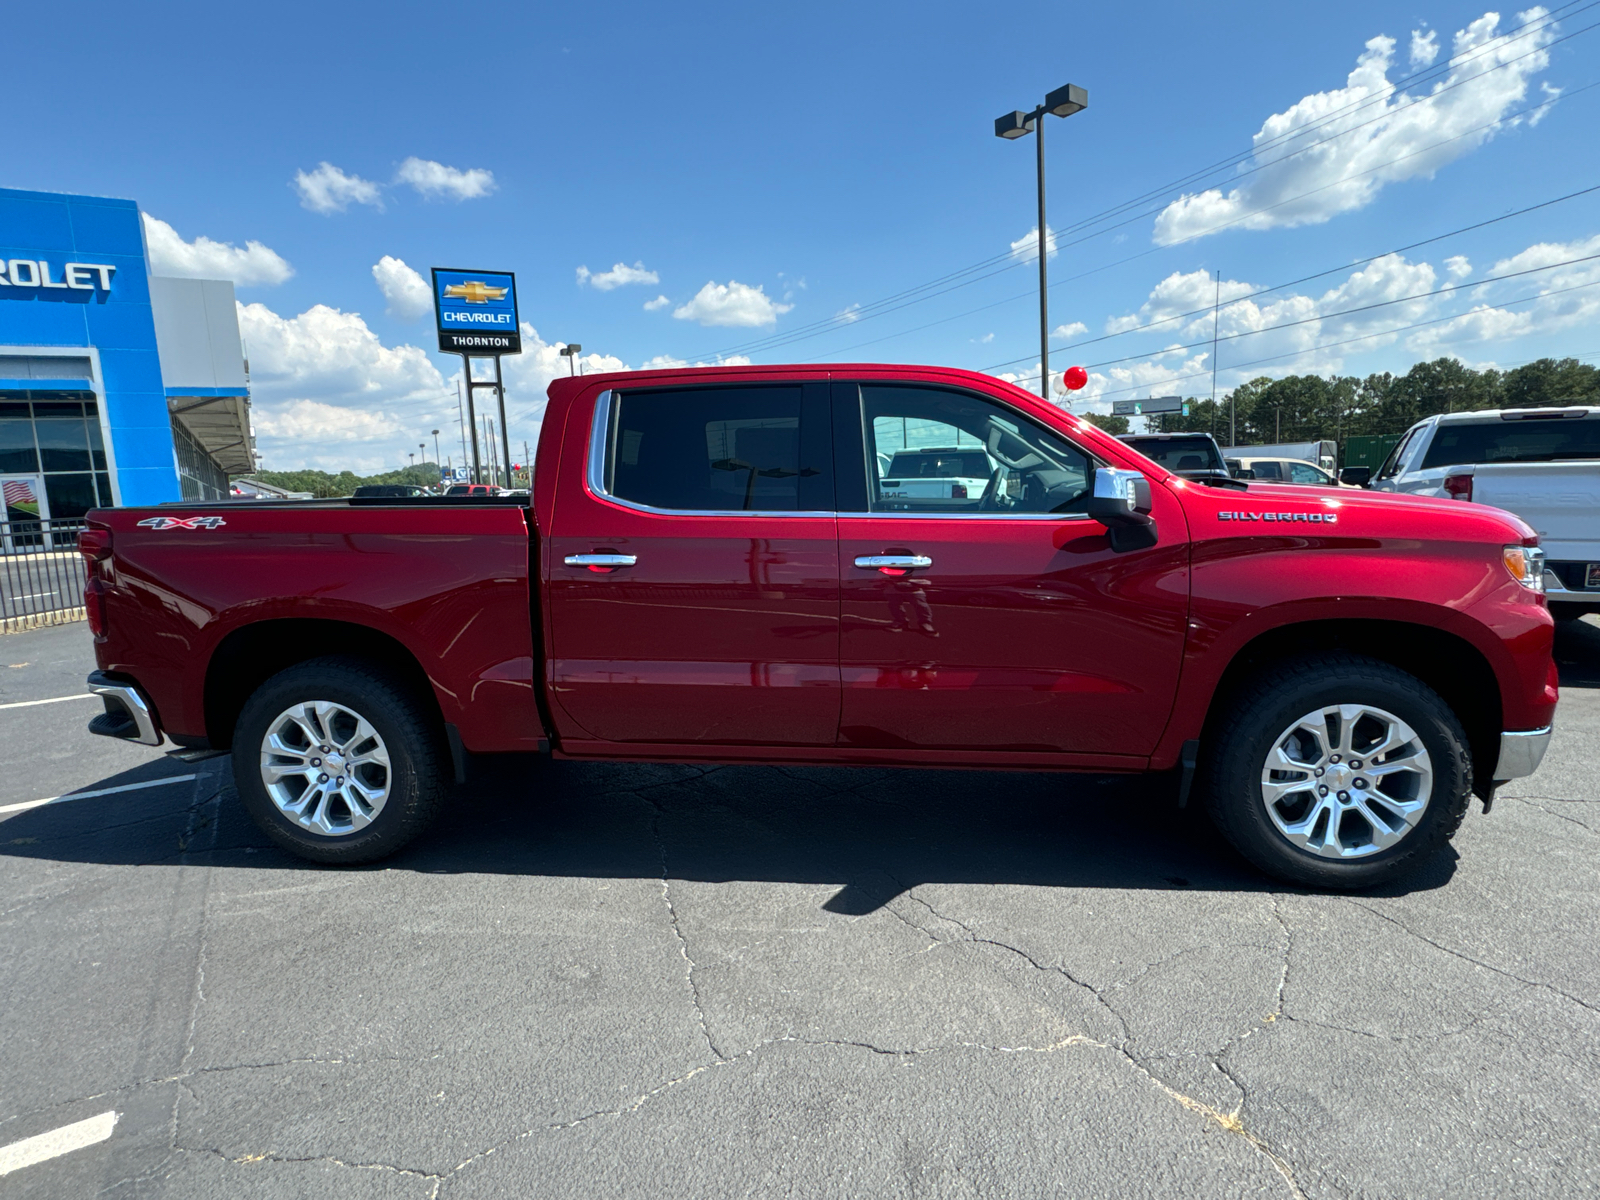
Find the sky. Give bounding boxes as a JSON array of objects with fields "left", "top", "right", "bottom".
[{"left": 6, "top": 0, "right": 1599, "bottom": 471}]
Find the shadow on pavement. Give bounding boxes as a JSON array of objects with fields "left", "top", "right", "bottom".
[
  {"left": 0, "top": 748, "right": 1459, "bottom": 906},
  {"left": 1555, "top": 614, "right": 1600, "bottom": 689}
]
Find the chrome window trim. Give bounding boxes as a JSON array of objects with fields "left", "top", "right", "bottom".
[
  {"left": 586, "top": 388, "right": 832, "bottom": 518},
  {"left": 585, "top": 385, "right": 1098, "bottom": 523}
]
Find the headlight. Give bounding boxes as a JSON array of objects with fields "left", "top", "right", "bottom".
[{"left": 1502, "top": 545, "right": 1546, "bottom": 592}]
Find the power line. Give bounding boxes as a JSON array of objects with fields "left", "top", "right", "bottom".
[
  {"left": 710, "top": 67, "right": 1600, "bottom": 366},
  {"left": 688, "top": 5, "right": 1594, "bottom": 362},
  {"left": 1017, "top": 275, "right": 1600, "bottom": 395}
]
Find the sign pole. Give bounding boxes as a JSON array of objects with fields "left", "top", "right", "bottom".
[
  {"left": 459, "top": 354, "right": 482, "bottom": 483},
  {"left": 431, "top": 267, "right": 522, "bottom": 490},
  {"left": 494, "top": 355, "right": 513, "bottom": 492}
]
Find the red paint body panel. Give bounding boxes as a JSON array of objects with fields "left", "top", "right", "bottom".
[
  {"left": 90, "top": 505, "right": 539, "bottom": 752},
  {"left": 836, "top": 504, "right": 1189, "bottom": 755},
  {"left": 86, "top": 363, "right": 1555, "bottom": 776}
]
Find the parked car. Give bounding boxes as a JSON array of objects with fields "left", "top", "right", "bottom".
[
  {"left": 1347, "top": 407, "right": 1600, "bottom": 618},
  {"left": 1228, "top": 456, "right": 1342, "bottom": 486},
  {"left": 80, "top": 364, "right": 1556, "bottom": 890},
  {"left": 1117, "top": 433, "right": 1231, "bottom": 481},
  {"left": 445, "top": 483, "right": 501, "bottom": 497},
  {"left": 352, "top": 485, "right": 427, "bottom": 498},
  {"left": 875, "top": 447, "right": 995, "bottom": 507},
  {"left": 1223, "top": 440, "right": 1337, "bottom": 473}
]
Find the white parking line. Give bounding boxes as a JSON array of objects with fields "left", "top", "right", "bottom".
[
  {"left": 0, "top": 774, "right": 198, "bottom": 816},
  {"left": 0, "top": 694, "right": 97, "bottom": 712},
  {"left": 0, "top": 1111, "right": 118, "bottom": 1176}
]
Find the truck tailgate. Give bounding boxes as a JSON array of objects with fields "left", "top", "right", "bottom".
[{"left": 1472, "top": 462, "right": 1600, "bottom": 561}]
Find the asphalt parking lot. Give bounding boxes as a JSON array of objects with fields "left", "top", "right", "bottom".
[{"left": 2, "top": 619, "right": 1598, "bottom": 1198}]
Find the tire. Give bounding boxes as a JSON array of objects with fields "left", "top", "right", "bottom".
[
  {"left": 233, "top": 656, "right": 448, "bottom": 864},
  {"left": 1201, "top": 653, "right": 1472, "bottom": 889}
]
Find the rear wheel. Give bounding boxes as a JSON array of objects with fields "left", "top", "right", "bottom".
[
  {"left": 1202, "top": 654, "right": 1472, "bottom": 889},
  {"left": 233, "top": 656, "right": 447, "bottom": 864}
]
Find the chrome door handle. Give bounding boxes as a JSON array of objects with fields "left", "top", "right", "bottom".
[
  {"left": 854, "top": 555, "right": 932, "bottom": 570},
  {"left": 564, "top": 553, "right": 637, "bottom": 570}
]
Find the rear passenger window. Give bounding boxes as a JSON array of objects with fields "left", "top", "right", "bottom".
[{"left": 605, "top": 386, "right": 828, "bottom": 512}]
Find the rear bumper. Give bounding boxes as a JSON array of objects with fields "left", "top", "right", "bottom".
[
  {"left": 1494, "top": 726, "right": 1552, "bottom": 782},
  {"left": 86, "top": 671, "right": 164, "bottom": 747}
]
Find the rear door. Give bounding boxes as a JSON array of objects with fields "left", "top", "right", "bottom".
[
  {"left": 833, "top": 382, "right": 1190, "bottom": 760},
  {"left": 546, "top": 382, "right": 841, "bottom": 746}
]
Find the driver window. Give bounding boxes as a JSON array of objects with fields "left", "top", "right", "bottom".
[{"left": 860, "top": 386, "right": 1093, "bottom": 515}]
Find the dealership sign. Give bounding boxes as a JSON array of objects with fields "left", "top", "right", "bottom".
[
  {"left": 432, "top": 268, "right": 520, "bottom": 354},
  {"left": 0, "top": 259, "right": 116, "bottom": 292}
]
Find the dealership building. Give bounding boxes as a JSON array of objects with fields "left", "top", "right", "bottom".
[{"left": 1, "top": 186, "right": 254, "bottom": 524}]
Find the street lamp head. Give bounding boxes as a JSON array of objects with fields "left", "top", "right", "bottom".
[
  {"left": 559, "top": 343, "right": 582, "bottom": 357},
  {"left": 1044, "top": 83, "right": 1088, "bottom": 118},
  {"left": 994, "top": 110, "right": 1035, "bottom": 139}
]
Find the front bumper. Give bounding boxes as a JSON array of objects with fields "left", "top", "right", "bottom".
[
  {"left": 86, "top": 671, "right": 163, "bottom": 747},
  {"left": 1493, "top": 726, "right": 1552, "bottom": 782}
]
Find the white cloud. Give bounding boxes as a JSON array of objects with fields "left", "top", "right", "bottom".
[
  {"left": 1153, "top": 9, "right": 1557, "bottom": 244},
  {"left": 1406, "top": 232, "right": 1600, "bottom": 353},
  {"left": 643, "top": 294, "right": 671, "bottom": 311},
  {"left": 1444, "top": 254, "right": 1473, "bottom": 279},
  {"left": 576, "top": 261, "right": 659, "bottom": 290},
  {"left": 371, "top": 256, "right": 432, "bottom": 321},
  {"left": 1009, "top": 225, "right": 1059, "bottom": 263},
  {"left": 1052, "top": 321, "right": 1088, "bottom": 339},
  {"left": 141, "top": 214, "right": 293, "bottom": 286},
  {"left": 1410, "top": 28, "right": 1440, "bottom": 67},
  {"left": 395, "top": 157, "right": 495, "bottom": 201},
  {"left": 293, "top": 162, "right": 383, "bottom": 214},
  {"left": 835, "top": 303, "right": 862, "bottom": 323},
  {"left": 672, "top": 280, "right": 793, "bottom": 327},
  {"left": 254, "top": 399, "right": 402, "bottom": 442},
  {"left": 238, "top": 300, "right": 447, "bottom": 473}
]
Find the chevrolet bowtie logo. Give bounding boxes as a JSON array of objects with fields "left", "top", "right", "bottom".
[{"left": 443, "top": 281, "right": 508, "bottom": 304}]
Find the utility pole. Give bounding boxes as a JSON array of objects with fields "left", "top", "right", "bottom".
[{"left": 1212, "top": 269, "right": 1227, "bottom": 447}]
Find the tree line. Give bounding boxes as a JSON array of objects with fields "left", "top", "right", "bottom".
[
  {"left": 1080, "top": 356, "right": 1599, "bottom": 444},
  {"left": 240, "top": 463, "right": 443, "bottom": 498}
]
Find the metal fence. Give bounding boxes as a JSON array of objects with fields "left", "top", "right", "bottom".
[{"left": 1, "top": 518, "right": 88, "bottom": 631}]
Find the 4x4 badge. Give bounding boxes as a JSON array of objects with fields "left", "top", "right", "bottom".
[
  {"left": 1217, "top": 511, "right": 1336, "bottom": 524},
  {"left": 136, "top": 516, "right": 228, "bottom": 530}
]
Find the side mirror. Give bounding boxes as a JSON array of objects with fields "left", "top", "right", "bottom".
[
  {"left": 1234, "top": 467, "right": 1255, "bottom": 480},
  {"left": 1085, "top": 468, "right": 1157, "bottom": 552},
  {"left": 1339, "top": 466, "right": 1372, "bottom": 487}
]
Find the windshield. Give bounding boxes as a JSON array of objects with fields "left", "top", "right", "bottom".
[
  {"left": 1420, "top": 418, "right": 1600, "bottom": 468},
  {"left": 1123, "top": 436, "right": 1224, "bottom": 472}
]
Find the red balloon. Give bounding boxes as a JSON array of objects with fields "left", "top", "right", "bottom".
[{"left": 1063, "top": 365, "right": 1088, "bottom": 391}]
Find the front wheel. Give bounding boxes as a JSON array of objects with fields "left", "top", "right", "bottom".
[
  {"left": 233, "top": 656, "right": 448, "bottom": 864},
  {"left": 1202, "top": 654, "right": 1472, "bottom": 889}
]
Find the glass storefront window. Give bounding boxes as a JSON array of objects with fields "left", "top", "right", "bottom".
[
  {"left": 0, "top": 392, "right": 115, "bottom": 514},
  {"left": 0, "top": 418, "right": 39, "bottom": 473},
  {"left": 35, "top": 418, "right": 92, "bottom": 471},
  {"left": 44, "top": 473, "right": 97, "bottom": 521}
]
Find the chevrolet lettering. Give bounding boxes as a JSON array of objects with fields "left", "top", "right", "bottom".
[
  {"left": 0, "top": 259, "right": 115, "bottom": 290},
  {"left": 81, "top": 362, "right": 1557, "bottom": 893}
]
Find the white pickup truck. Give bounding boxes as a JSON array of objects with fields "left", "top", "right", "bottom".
[{"left": 1354, "top": 407, "right": 1600, "bottom": 618}]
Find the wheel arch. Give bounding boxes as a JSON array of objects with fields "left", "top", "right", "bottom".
[
  {"left": 1198, "top": 619, "right": 1502, "bottom": 795},
  {"left": 204, "top": 619, "right": 443, "bottom": 750}
]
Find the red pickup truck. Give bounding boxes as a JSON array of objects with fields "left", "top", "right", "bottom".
[{"left": 78, "top": 365, "right": 1558, "bottom": 888}]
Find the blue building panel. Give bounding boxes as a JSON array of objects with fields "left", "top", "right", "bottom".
[{"left": 1, "top": 186, "right": 185, "bottom": 509}]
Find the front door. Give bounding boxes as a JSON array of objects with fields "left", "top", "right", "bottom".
[
  {"left": 834, "top": 382, "right": 1190, "bottom": 760},
  {"left": 546, "top": 382, "right": 841, "bottom": 746}
]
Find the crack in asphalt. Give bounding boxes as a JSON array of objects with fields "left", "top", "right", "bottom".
[
  {"left": 1346, "top": 898, "right": 1600, "bottom": 1018},
  {"left": 187, "top": 1145, "right": 444, "bottom": 1196}
]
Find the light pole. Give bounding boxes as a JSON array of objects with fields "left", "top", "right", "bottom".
[
  {"left": 559, "top": 344, "right": 582, "bottom": 377},
  {"left": 432, "top": 429, "right": 441, "bottom": 468},
  {"left": 995, "top": 83, "right": 1088, "bottom": 398}
]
